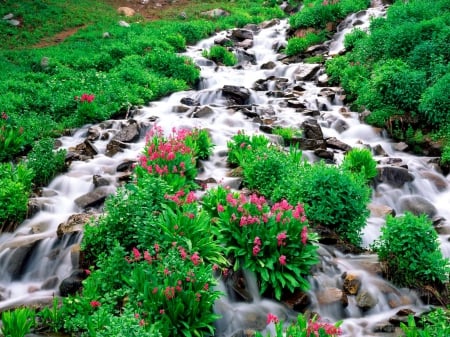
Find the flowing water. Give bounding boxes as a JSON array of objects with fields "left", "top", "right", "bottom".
[{"left": 1, "top": 2, "right": 449, "bottom": 336}]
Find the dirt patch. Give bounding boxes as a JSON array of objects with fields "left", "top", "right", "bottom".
[{"left": 33, "top": 25, "right": 87, "bottom": 48}]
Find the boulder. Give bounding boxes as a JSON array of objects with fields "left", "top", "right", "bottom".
[
  {"left": 180, "top": 97, "right": 200, "bottom": 106},
  {"left": 74, "top": 139, "right": 98, "bottom": 157},
  {"left": 294, "top": 64, "right": 321, "bottom": 81},
  {"left": 231, "top": 29, "right": 254, "bottom": 41},
  {"left": 398, "top": 195, "right": 438, "bottom": 218},
  {"left": 356, "top": 291, "right": 378, "bottom": 311},
  {"left": 222, "top": 85, "right": 251, "bottom": 105},
  {"left": 375, "top": 166, "right": 414, "bottom": 188},
  {"left": 105, "top": 139, "right": 130, "bottom": 157},
  {"left": 368, "top": 203, "right": 395, "bottom": 218},
  {"left": 342, "top": 273, "right": 362, "bottom": 295},
  {"left": 260, "top": 61, "right": 277, "bottom": 70},
  {"left": 112, "top": 121, "right": 140, "bottom": 143},
  {"left": 57, "top": 213, "right": 94, "bottom": 239},
  {"left": 317, "top": 287, "right": 347, "bottom": 306},
  {"left": 192, "top": 106, "right": 214, "bottom": 118},
  {"left": 302, "top": 119, "right": 324, "bottom": 140},
  {"left": 74, "top": 186, "right": 115, "bottom": 209},
  {"left": 59, "top": 269, "right": 89, "bottom": 297},
  {"left": 93, "top": 175, "right": 110, "bottom": 188}
]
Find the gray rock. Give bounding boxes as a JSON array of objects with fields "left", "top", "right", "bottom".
[
  {"left": 222, "top": 85, "right": 251, "bottom": 105},
  {"left": 105, "top": 139, "right": 130, "bottom": 157},
  {"left": 57, "top": 213, "right": 93, "bottom": 239},
  {"left": 302, "top": 119, "right": 324, "bottom": 140},
  {"left": 260, "top": 61, "right": 276, "bottom": 70},
  {"left": 118, "top": 20, "right": 130, "bottom": 28},
  {"left": 3, "top": 13, "right": 14, "bottom": 20},
  {"left": 201, "top": 8, "right": 230, "bottom": 18},
  {"left": 180, "top": 97, "right": 200, "bottom": 106},
  {"left": 231, "top": 29, "right": 254, "bottom": 41},
  {"left": 74, "top": 186, "right": 115, "bottom": 209},
  {"left": 356, "top": 291, "right": 378, "bottom": 311},
  {"left": 294, "top": 64, "right": 321, "bottom": 81},
  {"left": 113, "top": 121, "right": 140, "bottom": 143},
  {"left": 193, "top": 106, "right": 214, "bottom": 118},
  {"left": 398, "top": 195, "right": 438, "bottom": 218},
  {"left": 260, "top": 19, "right": 280, "bottom": 29},
  {"left": 375, "top": 166, "right": 414, "bottom": 188}
]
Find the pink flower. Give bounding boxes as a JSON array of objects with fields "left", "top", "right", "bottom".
[
  {"left": 186, "top": 191, "right": 196, "bottom": 203},
  {"left": 277, "top": 232, "right": 287, "bottom": 246},
  {"left": 90, "top": 300, "right": 101, "bottom": 308},
  {"left": 279, "top": 255, "right": 287, "bottom": 266},
  {"left": 1, "top": 112, "right": 7, "bottom": 120},
  {"left": 167, "top": 151, "right": 176, "bottom": 160},
  {"left": 84, "top": 269, "right": 91, "bottom": 275},
  {"left": 152, "top": 287, "right": 158, "bottom": 294},
  {"left": 252, "top": 245, "right": 261, "bottom": 256},
  {"left": 154, "top": 243, "right": 160, "bottom": 252},
  {"left": 132, "top": 247, "right": 141, "bottom": 261},
  {"left": 164, "top": 286, "right": 175, "bottom": 300},
  {"left": 191, "top": 252, "right": 201, "bottom": 265},
  {"left": 160, "top": 309, "right": 165, "bottom": 314},
  {"left": 179, "top": 247, "right": 187, "bottom": 260},
  {"left": 301, "top": 226, "right": 308, "bottom": 245},
  {"left": 253, "top": 236, "right": 262, "bottom": 246},
  {"left": 217, "top": 204, "right": 225, "bottom": 212},
  {"left": 267, "top": 313, "right": 279, "bottom": 324},
  {"left": 144, "top": 250, "right": 152, "bottom": 263}
]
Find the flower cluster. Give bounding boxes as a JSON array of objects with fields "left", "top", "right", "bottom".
[
  {"left": 213, "top": 187, "right": 319, "bottom": 299},
  {"left": 307, "top": 319, "right": 342, "bottom": 337},
  {"left": 75, "top": 93, "right": 95, "bottom": 103}
]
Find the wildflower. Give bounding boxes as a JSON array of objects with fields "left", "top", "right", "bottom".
[
  {"left": 301, "top": 226, "right": 308, "bottom": 245},
  {"left": 191, "top": 252, "right": 201, "bottom": 265},
  {"left": 152, "top": 287, "right": 158, "bottom": 294},
  {"left": 267, "top": 313, "right": 279, "bottom": 324},
  {"left": 179, "top": 247, "right": 187, "bottom": 260},
  {"left": 212, "top": 264, "right": 219, "bottom": 271},
  {"left": 217, "top": 204, "right": 225, "bottom": 212},
  {"left": 252, "top": 245, "right": 261, "bottom": 256},
  {"left": 164, "top": 286, "right": 175, "bottom": 300},
  {"left": 84, "top": 269, "right": 91, "bottom": 275},
  {"left": 253, "top": 236, "right": 262, "bottom": 246},
  {"left": 132, "top": 247, "right": 141, "bottom": 261},
  {"left": 203, "top": 283, "right": 209, "bottom": 290},
  {"left": 160, "top": 309, "right": 165, "bottom": 314},
  {"left": 1, "top": 112, "right": 7, "bottom": 120},
  {"left": 139, "top": 319, "right": 145, "bottom": 326},
  {"left": 167, "top": 151, "right": 176, "bottom": 160},
  {"left": 144, "top": 250, "right": 152, "bottom": 263},
  {"left": 90, "top": 300, "right": 101, "bottom": 308},
  {"left": 154, "top": 243, "right": 160, "bottom": 252},
  {"left": 135, "top": 313, "right": 140, "bottom": 319},
  {"left": 195, "top": 293, "right": 201, "bottom": 301},
  {"left": 277, "top": 232, "right": 287, "bottom": 246},
  {"left": 186, "top": 191, "right": 197, "bottom": 203},
  {"left": 164, "top": 268, "right": 170, "bottom": 276},
  {"left": 279, "top": 255, "right": 287, "bottom": 266}
]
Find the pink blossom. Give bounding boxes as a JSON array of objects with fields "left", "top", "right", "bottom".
[
  {"left": 253, "top": 236, "right": 262, "bottom": 246},
  {"left": 179, "top": 247, "right": 187, "bottom": 260},
  {"left": 301, "top": 226, "right": 308, "bottom": 245},
  {"left": 277, "top": 232, "right": 287, "bottom": 246},
  {"left": 267, "top": 313, "right": 279, "bottom": 324},
  {"left": 90, "top": 300, "right": 101, "bottom": 308},
  {"left": 154, "top": 243, "right": 160, "bottom": 252},
  {"left": 1, "top": 112, "right": 7, "bottom": 120},
  {"left": 167, "top": 151, "right": 176, "bottom": 160},
  {"left": 144, "top": 250, "right": 152, "bottom": 263},
  {"left": 186, "top": 191, "right": 197, "bottom": 203},
  {"left": 191, "top": 252, "right": 201, "bottom": 265},
  {"left": 279, "top": 255, "right": 287, "bottom": 266},
  {"left": 159, "top": 309, "right": 165, "bottom": 314},
  {"left": 132, "top": 247, "right": 141, "bottom": 261},
  {"left": 217, "top": 204, "right": 225, "bottom": 212},
  {"left": 252, "top": 245, "right": 261, "bottom": 256}
]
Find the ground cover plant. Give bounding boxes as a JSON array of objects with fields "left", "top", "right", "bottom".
[
  {"left": 202, "top": 45, "right": 238, "bottom": 66},
  {"left": 325, "top": 0, "right": 450, "bottom": 159}
]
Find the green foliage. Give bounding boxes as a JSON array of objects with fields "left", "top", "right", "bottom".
[
  {"left": 1, "top": 307, "right": 35, "bottom": 337},
  {"left": 214, "top": 191, "right": 319, "bottom": 299},
  {"left": 184, "top": 128, "right": 215, "bottom": 160},
  {"left": 227, "top": 131, "right": 270, "bottom": 166},
  {"left": 0, "top": 112, "right": 28, "bottom": 161},
  {"left": 255, "top": 313, "right": 342, "bottom": 337},
  {"left": 304, "top": 55, "right": 325, "bottom": 64},
  {"left": 273, "top": 126, "right": 302, "bottom": 143},
  {"left": 274, "top": 162, "right": 370, "bottom": 247},
  {"left": 343, "top": 28, "right": 368, "bottom": 50},
  {"left": 401, "top": 310, "right": 450, "bottom": 337},
  {"left": 419, "top": 73, "right": 450, "bottom": 127},
  {"left": 0, "top": 162, "right": 33, "bottom": 231},
  {"left": 26, "top": 137, "right": 66, "bottom": 186},
  {"left": 372, "top": 212, "right": 450, "bottom": 287},
  {"left": 202, "top": 45, "right": 238, "bottom": 66},
  {"left": 341, "top": 147, "right": 377, "bottom": 183},
  {"left": 37, "top": 297, "right": 63, "bottom": 333},
  {"left": 285, "top": 32, "right": 327, "bottom": 56}
]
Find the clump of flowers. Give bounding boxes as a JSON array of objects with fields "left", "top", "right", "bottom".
[
  {"left": 0, "top": 111, "right": 27, "bottom": 161},
  {"left": 257, "top": 313, "right": 342, "bottom": 337},
  {"left": 137, "top": 125, "right": 198, "bottom": 191},
  {"left": 209, "top": 186, "right": 319, "bottom": 299},
  {"left": 75, "top": 93, "right": 99, "bottom": 122}
]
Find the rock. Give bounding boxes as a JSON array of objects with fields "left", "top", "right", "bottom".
[
  {"left": 373, "top": 144, "right": 388, "bottom": 156},
  {"left": 243, "top": 24, "right": 260, "bottom": 33},
  {"left": 294, "top": 64, "right": 321, "bottom": 81},
  {"left": 398, "top": 195, "right": 438, "bottom": 217},
  {"left": 193, "top": 106, "right": 214, "bottom": 118},
  {"left": 201, "top": 8, "right": 230, "bottom": 18},
  {"left": 368, "top": 203, "right": 395, "bottom": 218},
  {"left": 393, "top": 142, "right": 409, "bottom": 152},
  {"left": 373, "top": 322, "right": 396, "bottom": 333},
  {"left": 332, "top": 119, "right": 349, "bottom": 133},
  {"left": 317, "top": 74, "right": 329, "bottom": 86},
  {"left": 117, "top": 7, "right": 135, "bottom": 17},
  {"left": 27, "top": 199, "right": 44, "bottom": 219},
  {"left": 314, "top": 149, "right": 334, "bottom": 160},
  {"left": 356, "top": 291, "right": 378, "bottom": 311},
  {"left": 236, "top": 39, "right": 254, "bottom": 49},
  {"left": 102, "top": 32, "right": 111, "bottom": 38},
  {"left": 317, "top": 287, "right": 347, "bottom": 306},
  {"left": 282, "top": 290, "right": 311, "bottom": 311},
  {"left": 260, "top": 61, "right": 277, "bottom": 70},
  {"left": 87, "top": 126, "right": 101, "bottom": 141},
  {"left": 173, "top": 105, "right": 191, "bottom": 113},
  {"left": 74, "top": 139, "right": 98, "bottom": 157},
  {"left": 420, "top": 171, "right": 448, "bottom": 191},
  {"left": 291, "top": 138, "right": 327, "bottom": 151},
  {"left": 57, "top": 213, "right": 94, "bottom": 239},
  {"left": 260, "top": 19, "right": 280, "bottom": 29},
  {"left": 105, "top": 139, "right": 130, "bottom": 157},
  {"left": 231, "top": 29, "right": 254, "bottom": 41},
  {"left": 5, "top": 244, "right": 36, "bottom": 279},
  {"left": 342, "top": 273, "right": 362, "bottom": 295},
  {"left": 74, "top": 186, "right": 115, "bottom": 209},
  {"left": 59, "top": 269, "right": 89, "bottom": 297},
  {"left": 236, "top": 49, "right": 257, "bottom": 65},
  {"left": 41, "top": 276, "right": 60, "bottom": 290},
  {"left": 375, "top": 166, "right": 414, "bottom": 188},
  {"left": 118, "top": 20, "right": 130, "bottom": 28},
  {"left": 116, "top": 160, "right": 137, "bottom": 172},
  {"left": 222, "top": 85, "right": 251, "bottom": 105},
  {"left": 6, "top": 19, "right": 21, "bottom": 26},
  {"left": 240, "top": 108, "right": 259, "bottom": 118},
  {"left": 2, "top": 13, "right": 14, "bottom": 20},
  {"left": 302, "top": 119, "right": 324, "bottom": 140},
  {"left": 180, "top": 97, "right": 200, "bottom": 106},
  {"left": 113, "top": 121, "right": 140, "bottom": 143},
  {"left": 214, "top": 36, "right": 233, "bottom": 46},
  {"left": 0, "top": 286, "right": 11, "bottom": 301}
]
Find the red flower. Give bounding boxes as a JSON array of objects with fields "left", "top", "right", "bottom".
[
  {"left": 90, "top": 300, "right": 101, "bottom": 308},
  {"left": 267, "top": 313, "right": 279, "bottom": 324},
  {"left": 132, "top": 247, "right": 141, "bottom": 261},
  {"left": 252, "top": 245, "right": 261, "bottom": 256},
  {"left": 277, "top": 232, "right": 287, "bottom": 246},
  {"left": 1, "top": 112, "right": 7, "bottom": 120},
  {"left": 279, "top": 255, "right": 287, "bottom": 266},
  {"left": 191, "top": 252, "right": 201, "bottom": 265}
]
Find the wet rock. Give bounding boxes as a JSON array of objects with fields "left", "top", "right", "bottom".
[
  {"left": 117, "top": 7, "right": 135, "bottom": 16},
  {"left": 236, "top": 49, "right": 257, "bottom": 64},
  {"left": 74, "top": 186, "right": 115, "bottom": 209},
  {"left": 74, "top": 139, "right": 98, "bottom": 157},
  {"left": 259, "top": 125, "right": 274, "bottom": 134},
  {"left": 332, "top": 119, "right": 349, "bottom": 133},
  {"left": 192, "top": 105, "right": 214, "bottom": 118},
  {"left": 57, "top": 213, "right": 93, "bottom": 239},
  {"left": 222, "top": 85, "right": 251, "bottom": 105},
  {"left": 373, "top": 144, "right": 388, "bottom": 156},
  {"left": 398, "top": 195, "right": 438, "bottom": 218},
  {"left": 373, "top": 322, "right": 396, "bottom": 333},
  {"left": 260, "top": 61, "right": 276, "bottom": 70},
  {"left": 314, "top": 149, "right": 334, "bottom": 160},
  {"left": 302, "top": 119, "right": 324, "bottom": 140},
  {"left": 105, "top": 139, "right": 130, "bottom": 157},
  {"left": 317, "top": 74, "right": 329, "bottom": 86},
  {"left": 317, "top": 288, "right": 347, "bottom": 306},
  {"left": 420, "top": 171, "right": 448, "bottom": 191},
  {"left": 6, "top": 244, "right": 36, "bottom": 279},
  {"left": 214, "top": 36, "right": 233, "bottom": 46},
  {"left": 356, "top": 291, "right": 378, "bottom": 311},
  {"left": 302, "top": 109, "right": 321, "bottom": 117},
  {"left": 0, "top": 286, "right": 11, "bottom": 301},
  {"left": 173, "top": 105, "right": 190, "bottom": 113},
  {"left": 375, "top": 166, "right": 414, "bottom": 188},
  {"left": 93, "top": 175, "right": 110, "bottom": 188},
  {"left": 87, "top": 126, "right": 101, "bottom": 141},
  {"left": 59, "top": 269, "right": 89, "bottom": 297},
  {"left": 292, "top": 138, "right": 327, "bottom": 151},
  {"left": 118, "top": 20, "right": 130, "bottom": 28},
  {"left": 294, "top": 64, "right": 321, "bottom": 81},
  {"left": 253, "top": 78, "right": 269, "bottom": 91},
  {"left": 116, "top": 160, "right": 137, "bottom": 172},
  {"left": 27, "top": 198, "right": 44, "bottom": 219},
  {"left": 236, "top": 39, "right": 254, "bottom": 49},
  {"left": 272, "top": 40, "right": 287, "bottom": 52},
  {"left": 260, "top": 19, "right": 280, "bottom": 29},
  {"left": 41, "top": 276, "right": 60, "bottom": 290},
  {"left": 393, "top": 142, "right": 409, "bottom": 152},
  {"left": 240, "top": 108, "right": 259, "bottom": 118},
  {"left": 112, "top": 121, "right": 140, "bottom": 143},
  {"left": 243, "top": 24, "right": 260, "bottom": 33},
  {"left": 231, "top": 29, "right": 254, "bottom": 41},
  {"left": 287, "top": 100, "right": 307, "bottom": 109},
  {"left": 342, "top": 273, "right": 362, "bottom": 295},
  {"left": 180, "top": 97, "right": 200, "bottom": 106},
  {"left": 283, "top": 290, "right": 311, "bottom": 311},
  {"left": 368, "top": 203, "right": 395, "bottom": 218}
]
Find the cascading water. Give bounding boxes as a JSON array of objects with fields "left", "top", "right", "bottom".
[{"left": 1, "top": 1, "right": 448, "bottom": 336}]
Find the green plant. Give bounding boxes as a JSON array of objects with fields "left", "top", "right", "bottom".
[
  {"left": 343, "top": 28, "right": 368, "bottom": 50},
  {"left": 227, "top": 131, "right": 270, "bottom": 166},
  {"left": 184, "top": 128, "right": 215, "bottom": 160},
  {"left": 202, "top": 45, "right": 238, "bottom": 66},
  {"left": 26, "top": 137, "right": 66, "bottom": 186},
  {"left": 304, "top": 55, "right": 325, "bottom": 64},
  {"left": 341, "top": 147, "right": 377, "bottom": 183},
  {"left": 372, "top": 212, "right": 450, "bottom": 287},
  {"left": 285, "top": 32, "right": 327, "bottom": 56},
  {"left": 273, "top": 126, "right": 302, "bottom": 143},
  {"left": 215, "top": 191, "right": 319, "bottom": 299},
  {"left": 0, "top": 111, "right": 28, "bottom": 161},
  {"left": 419, "top": 73, "right": 450, "bottom": 128},
  {"left": 37, "top": 297, "right": 63, "bottom": 332},
  {"left": 400, "top": 311, "right": 450, "bottom": 337},
  {"left": 274, "top": 162, "right": 370, "bottom": 247},
  {"left": 256, "top": 313, "right": 342, "bottom": 337},
  {"left": 1, "top": 307, "right": 35, "bottom": 337},
  {"left": 0, "top": 162, "right": 33, "bottom": 231}
]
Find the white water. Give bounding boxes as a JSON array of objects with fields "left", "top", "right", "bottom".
[{"left": 1, "top": 2, "right": 449, "bottom": 336}]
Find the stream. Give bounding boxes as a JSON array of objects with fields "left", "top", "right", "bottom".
[{"left": 1, "top": 1, "right": 450, "bottom": 336}]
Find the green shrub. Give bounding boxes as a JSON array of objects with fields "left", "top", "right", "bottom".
[
  {"left": 215, "top": 191, "right": 319, "bottom": 299},
  {"left": 0, "top": 162, "right": 33, "bottom": 231},
  {"left": 184, "top": 128, "right": 215, "bottom": 160},
  {"left": 285, "top": 32, "right": 327, "bottom": 56},
  {"left": 274, "top": 162, "right": 370, "bottom": 247},
  {"left": 372, "top": 212, "right": 450, "bottom": 287},
  {"left": 27, "top": 137, "right": 66, "bottom": 186},
  {"left": 343, "top": 28, "right": 368, "bottom": 50},
  {"left": 273, "top": 126, "right": 302, "bottom": 143},
  {"left": 419, "top": 73, "right": 450, "bottom": 127},
  {"left": 227, "top": 131, "right": 270, "bottom": 166},
  {"left": 1, "top": 307, "right": 35, "bottom": 337},
  {"left": 0, "top": 111, "right": 29, "bottom": 161},
  {"left": 202, "top": 45, "right": 238, "bottom": 66},
  {"left": 341, "top": 147, "right": 377, "bottom": 183}
]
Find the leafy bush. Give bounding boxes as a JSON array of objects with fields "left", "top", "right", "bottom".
[
  {"left": 202, "top": 45, "right": 237, "bottom": 66},
  {"left": 0, "top": 111, "right": 28, "bottom": 161},
  {"left": 214, "top": 191, "right": 319, "bottom": 299},
  {"left": 372, "top": 212, "right": 450, "bottom": 287},
  {"left": 184, "top": 128, "right": 215, "bottom": 160},
  {"left": 227, "top": 131, "right": 270, "bottom": 166},
  {"left": 273, "top": 126, "right": 302, "bottom": 143},
  {"left": 0, "top": 162, "right": 33, "bottom": 231},
  {"left": 341, "top": 148, "right": 377, "bottom": 183},
  {"left": 343, "top": 28, "right": 368, "bottom": 50},
  {"left": 1, "top": 307, "right": 35, "bottom": 337},
  {"left": 285, "top": 32, "right": 327, "bottom": 56},
  {"left": 27, "top": 137, "right": 66, "bottom": 186},
  {"left": 419, "top": 73, "right": 450, "bottom": 127},
  {"left": 274, "top": 162, "right": 370, "bottom": 247}
]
